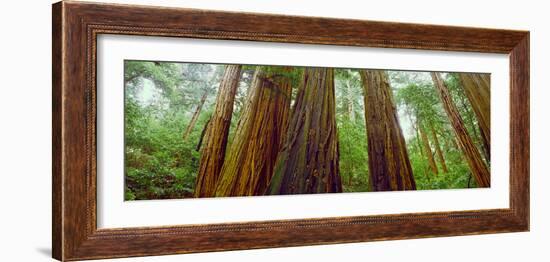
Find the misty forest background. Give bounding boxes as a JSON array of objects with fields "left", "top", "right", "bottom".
[{"left": 124, "top": 61, "right": 490, "bottom": 200}]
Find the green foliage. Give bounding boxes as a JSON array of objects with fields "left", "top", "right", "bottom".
[
  {"left": 334, "top": 68, "right": 370, "bottom": 192},
  {"left": 125, "top": 94, "right": 209, "bottom": 199},
  {"left": 396, "top": 83, "right": 440, "bottom": 121},
  {"left": 410, "top": 146, "right": 474, "bottom": 190},
  {"left": 125, "top": 60, "right": 183, "bottom": 101},
  {"left": 124, "top": 61, "right": 218, "bottom": 200},
  {"left": 392, "top": 71, "right": 486, "bottom": 190},
  {"left": 337, "top": 116, "right": 370, "bottom": 192},
  {"left": 125, "top": 61, "right": 488, "bottom": 200},
  {"left": 261, "top": 65, "right": 304, "bottom": 88}
]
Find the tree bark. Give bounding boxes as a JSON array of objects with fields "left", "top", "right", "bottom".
[
  {"left": 457, "top": 93, "right": 488, "bottom": 161},
  {"left": 360, "top": 70, "right": 416, "bottom": 191},
  {"left": 478, "top": 123, "right": 490, "bottom": 162},
  {"left": 215, "top": 68, "right": 292, "bottom": 197},
  {"left": 267, "top": 68, "right": 342, "bottom": 195},
  {"left": 458, "top": 73, "right": 491, "bottom": 160},
  {"left": 195, "top": 116, "right": 211, "bottom": 151},
  {"left": 182, "top": 90, "right": 208, "bottom": 141},
  {"left": 345, "top": 80, "right": 355, "bottom": 121},
  {"left": 430, "top": 124, "right": 448, "bottom": 173},
  {"left": 419, "top": 121, "right": 439, "bottom": 175},
  {"left": 415, "top": 127, "right": 424, "bottom": 157},
  {"left": 431, "top": 72, "right": 490, "bottom": 187},
  {"left": 194, "top": 65, "right": 242, "bottom": 197},
  {"left": 404, "top": 108, "right": 424, "bottom": 158}
]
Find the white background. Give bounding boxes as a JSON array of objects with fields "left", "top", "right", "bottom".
[{"left": 0, "top": 0, "right": 546, "bottom": 261}]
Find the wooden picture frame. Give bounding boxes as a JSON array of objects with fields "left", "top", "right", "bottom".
[{"left": 52, "top": 1, "right": 529, "bottom": 261}]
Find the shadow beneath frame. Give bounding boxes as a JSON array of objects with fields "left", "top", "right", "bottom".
[{"left": 36, "top": 247, "right": 51, "bottom": 258}]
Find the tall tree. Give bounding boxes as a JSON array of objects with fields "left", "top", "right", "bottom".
[
  {"left": 341, "top": 78, "right": 356, "bottom": 121},
  {"left": 267, "top": 68, "right": 342, "bottom": 194},
  {"left": 430, "top": 72, "right": 490, "bottom": 187},
  {"left": 182, "top": 89, "right": 208, "bottom": 141},
  {"left": 430, "top": 124, "right": 448, "bottom": 173},
  {"left": 194, "top": 65, "right": 242, "bottom": 197},
  {"left": 394, "top": 79, "right": 448, "bottom": 176},
  {"left": 215, "top": 67, "right": 293, "bottom": 197},
  {"left": 418, "top": 121, "right": 439, "bottom": 175},
  {"left": 334, "top": 69, "right": 366, "bottom": 190},
  {"left": 458, "top": 73, "right": 490, "bottom": 159},
  {"left": 414, "top": 125, "right": 425, "bottom": 157},
  {"left": 404, "top": 108, "right": 424, "bottom": 157},
  {"left": 455, "top": 87, "right": 486, "bottom": 159},
  {"left": 361, "top": 70, "right": 416, "bottom": 191}
]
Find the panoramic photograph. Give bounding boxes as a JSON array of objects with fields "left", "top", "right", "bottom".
[{"left": 124, "top": 60, "right": 490, "bottom": 200}]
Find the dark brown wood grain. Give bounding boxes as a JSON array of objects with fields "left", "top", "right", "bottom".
[
  {"left": 52, "top": 3, "right": 63, "bottom": 260},
  {"left": 52, "top": 1, "right": 530, "bottom": 261}
]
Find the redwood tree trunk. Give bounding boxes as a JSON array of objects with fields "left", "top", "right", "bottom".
[
  {"left": 182, "top": 90, "right": 208, "bottom": 141},
  {"left": 194, "top": 65, "right": 242, "bottom": 197},
  {"left": 345, "top": 80, "right": 355, "bottom": 121},
  {"left": 457, "top": 93, "right": 487, "bottom": 161},
  {"left": 431, "top": 72, "right": 490, "bottom": 187},
  {"left": 267, "top": 68, "right": 342, "bottom": 195},
  {"left": 419, "top": 122, "right": 439, "bottom": 175},
  {"left": 408, "top": 116, "right": 424, "bottom": 158},
  {"left": 360, "top": 70, "right": 416, "bottom": 191},
  {"left": 405, "top": 109, "right": 424, "bottom": 157},
  {"left": 415, "top": 128, "right": 424, "bottom": 157},
  {"left": 458, "top": 73, "right": 491, "bottom": 160},
  {"left": 215, "top": 67, "right": 292, "bottom": 197},
  {"left": 430, "top": 125, "right": 448, "bottom": 173}
]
